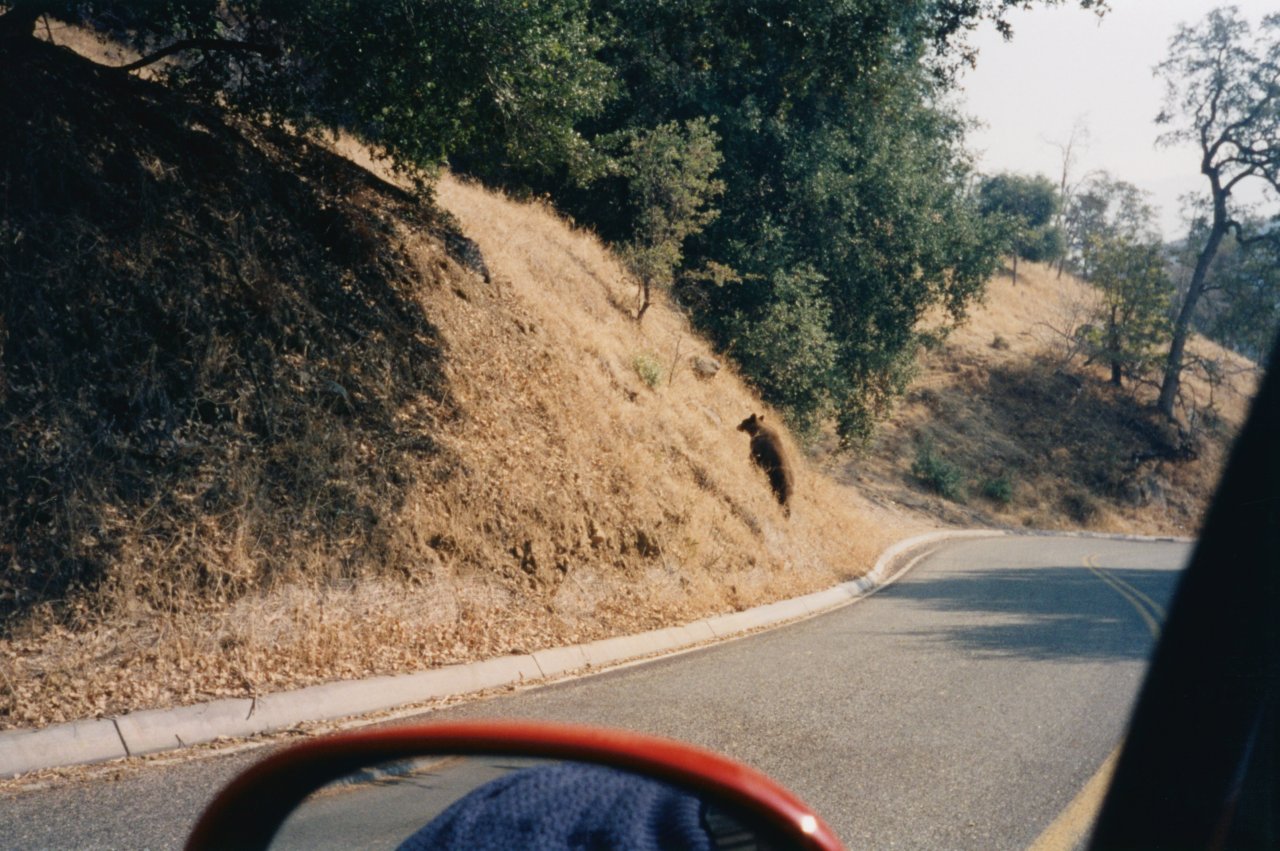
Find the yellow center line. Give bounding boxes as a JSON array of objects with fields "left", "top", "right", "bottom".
[
  {"left": 1096, "top": 567, "right": 1167, "bottom": 622},
  {"left": 1085, "top": 550, "right": 1167, "bottom": 616},
  {"left": 1084, "top": 555, "right": 1162, "bottom": 639},
  {"left": 1027, "top": 554, "right": 1167, "bottom": 850}
]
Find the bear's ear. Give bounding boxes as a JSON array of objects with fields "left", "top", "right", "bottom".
[{"left": 757, "top": 414, "right": 764, "bottom": 422}]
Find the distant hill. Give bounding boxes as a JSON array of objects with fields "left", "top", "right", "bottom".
[{"left": 829, "top": 262, "right": 1258, "bottom": 535}]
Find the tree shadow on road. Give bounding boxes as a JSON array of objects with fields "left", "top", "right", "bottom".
[{"left": 884, "top": 566, "right": 1178, "bottom": 663}]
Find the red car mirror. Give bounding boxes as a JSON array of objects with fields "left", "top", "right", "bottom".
[{"left": 187, "top": 720, "right": 845, "bottom": 851}]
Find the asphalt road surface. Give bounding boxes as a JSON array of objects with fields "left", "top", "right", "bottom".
[{"left": 0, "top": 535, "right": 1187, "bottom": 849}]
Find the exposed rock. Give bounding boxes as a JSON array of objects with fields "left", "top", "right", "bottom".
[{"left": 692, "top": 355, "right": 721, "bottom": 379}]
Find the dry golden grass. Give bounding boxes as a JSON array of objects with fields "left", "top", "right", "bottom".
[
  {"left": 837, "top": 262, "right": 1260, "bottom": 535},
  {"left": 11, "top": 14, "right": 1262, "bottom": 739},
  {"left": 2, "top": 153, "right": 914, "bottom": 729},
  {"left": 941, "top": 263, "right": 1256, "bottom": 419}
]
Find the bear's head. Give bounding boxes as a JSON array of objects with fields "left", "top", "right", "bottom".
[{"left": 737, "top": 413, "right": 763, "bottom": 434}]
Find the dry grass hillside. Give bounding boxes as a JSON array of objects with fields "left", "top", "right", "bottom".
[
  {"left": 831, "top": 262, "right": 1260, "bottom": 535},
  {"left": 1, "top": 40, "right": 909, "bottom": 730},
  {"left": 4, "top": 33, "right": 1259, "bottom": 735}
]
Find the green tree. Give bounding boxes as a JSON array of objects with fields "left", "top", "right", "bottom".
[
  {"left": 0, "top": 0, "right": 612, "bottom": 177},
  {"left": 1153, "top": 6, "right": 1280, "bottom": 419},
  {"left": 548, "top": 0, "right": 1037, "bottom": 443},
  {"left": 1083, "top": 234, "right": 1172, "bottom": 386},
  {"left": 611, "top": 119, "right": 724, "bottom": 322},
  {"left": 1061, "top": 174, "right": 1173, "bottom": 387},
  {"left": 977, "top": 172, "right": 1063, "bottom": 284},
  {"left": 2, "top": 0, "right": 1107, "bottom": 445},
  {"left": 1064, "top": 173, "right": 1156, "bottom": 279}
]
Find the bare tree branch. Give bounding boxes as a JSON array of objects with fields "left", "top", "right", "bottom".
[{"left": 113, "top": 37, "right": 280, "bottom": 73}]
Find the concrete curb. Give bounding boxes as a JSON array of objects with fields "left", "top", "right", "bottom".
[
  {"left": 1018, "top": 529, "right": 1193, "bottom": 545},
  {"left": 0, "top": 719, "right": 128, "bottom": 778},
  {"left": 1, "top": 526, "right": 1121, "bottom": 778}
]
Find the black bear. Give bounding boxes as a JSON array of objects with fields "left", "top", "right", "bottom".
[{"left": 738, "top": 413, "right": 794, "bottom": 516}]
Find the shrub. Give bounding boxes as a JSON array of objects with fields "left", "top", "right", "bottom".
[
  {"left": 982, "top": 475, "right": 1015, "bottom": 505},
  {"left": 724, "top": 265, "right": 839, "bottom": 439},
  {"left": 912, "top": 440, "right": 968, "bottom": 502},
  {"left": 632, "top": 353, "right": 663, "bottom": 389}
]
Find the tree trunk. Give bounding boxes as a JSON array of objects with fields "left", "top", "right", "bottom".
[
  {"left": 1108, "top": 305, "right": 1122, "bottom": 386},
  {"left": 1158, "top": 217, "right": 1228, "bottom": 419},
  {"left": 1011, "top": 254, "right": 1019, "bottom": 285},
  {"left": 636, "top": 278, "right": 652, "bottom": 322}
]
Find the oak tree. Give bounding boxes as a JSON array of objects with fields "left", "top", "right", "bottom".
[
  {"left": 1153, "top": 6, "right": 1280, "bottom": 419},
  {"left": 978, "top": 172, "right": 1063, "bottom": 284}
]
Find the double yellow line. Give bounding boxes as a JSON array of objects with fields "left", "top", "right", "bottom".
[
  {"left": 1083, "top": 554, "right": 1166, "bottom": 640},
  {"left": 1027, "top": 554, "right": 1167, "bottom": 850}
]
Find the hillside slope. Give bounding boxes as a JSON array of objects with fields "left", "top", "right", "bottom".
[
  {"left": 2, "top": 40, "right": 905, "bottom": 729},
  {"left": 833, "top": 262, "right": 1258, "bottom": 535},
  {"left": 4, "top": 36, "right": 1257, "bottom": 734}
]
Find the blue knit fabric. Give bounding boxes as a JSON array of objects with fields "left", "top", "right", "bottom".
[{"left": 396, "top": 762, "right": 713, "bottom": 851}]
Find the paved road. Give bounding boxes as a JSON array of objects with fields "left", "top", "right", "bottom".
[{"left": 0, "top": 535, "right": 1186, "bottom": 849}]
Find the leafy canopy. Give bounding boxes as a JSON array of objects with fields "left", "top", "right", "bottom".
[
  {"left": 3, "top": 0, "right": 613, "bottom": 176},
  {"left": 978, "top": 172, "right": 1064, "bottom": 264},
  {"left": 3, "top": 0, "right": 1107, "bottom": 442},
  {"left": 530, "top": 0, "right": 1037, "bottom": 442},
  {"left": 1064, "top": 174, "right": 1154, "bottom": 280}
]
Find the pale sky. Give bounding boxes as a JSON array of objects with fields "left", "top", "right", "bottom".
[{"left": 957, "top": 0, "right": 1278, "bottom": 240}]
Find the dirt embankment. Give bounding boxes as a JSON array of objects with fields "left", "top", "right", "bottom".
[{"left": 1, "top": 38, "right": 902, "bottom": 729}]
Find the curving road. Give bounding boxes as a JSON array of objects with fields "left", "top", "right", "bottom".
[{"left": 0, "top": 535, "right": 1187, "bottom": 849}]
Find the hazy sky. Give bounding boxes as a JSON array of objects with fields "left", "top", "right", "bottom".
[{"left": 957, "top": 0, "right": 1277, "bottom": 240}]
